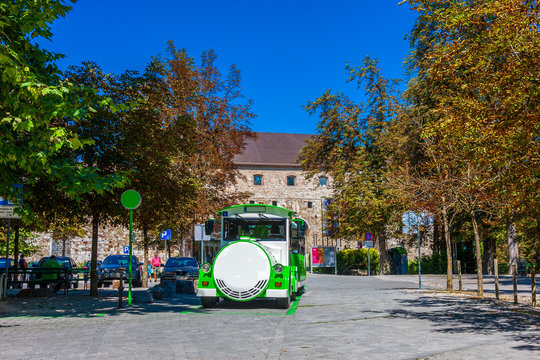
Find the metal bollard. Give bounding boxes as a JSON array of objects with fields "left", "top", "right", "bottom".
[
  {"left": 118, "top": 267, "right": 124, "bottom": 308},
  {"left": 494, "top": 258, "right": 499, "bottom": 300},
  {"left": 531, "top": 264, "right": 536, "bottom": 308},
  {"left": 457, "top": 260, "right": 462, "bottom": 291},
  {"left": 513, "top": 264, "right": 518, "bottom": 305}
]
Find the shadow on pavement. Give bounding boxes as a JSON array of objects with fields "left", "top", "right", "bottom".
[
  {"left": 390, "top": 295, "right": 540, "bottom": 352},
  {"left": 0, "top": 288, "right": 203, "bottom": 319}
]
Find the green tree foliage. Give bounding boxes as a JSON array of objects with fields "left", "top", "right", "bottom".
[
  {"left": 404, "top": 0, "right": 540, "bottom": 294},
  {"left": 299, "top": 56, "right": 402, "bottom": 273},
  {"left": 0, "top": 1, "right": 127, "bottom": 219},
  {"left": 154, "top": 43, "right": 255, "bottom": 254}
]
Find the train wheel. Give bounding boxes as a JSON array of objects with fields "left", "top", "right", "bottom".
[
  {"left": 201, "top": 296, "right": 218, "bottom": 308},
  {"left": 276, "top": 283, "right": 292, "bottom": 309}
]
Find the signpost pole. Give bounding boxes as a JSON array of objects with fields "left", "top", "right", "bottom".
[
  {"left": 418, "top": 228, "right": 421, "bottom": 290},
  {"left": 368, "top": 247, "right": 371, "bottom": 277},
  {"left": 4, "top": 219, "right": 10, "bottom": 292},
  {"left": 334, "top": 247, "right": 337, "bottom": 275},
  {"left": 165, "top": 238, "right": 168, "bottom": 262},
  {"left": 128, "top": 209, "right": 133, "bottom": 306},
  {"left": 310, "top": 248, "right": 313, "bottom": 274},
  {"left": 121, "top": 189, "right": 141, "bottom": 307}
]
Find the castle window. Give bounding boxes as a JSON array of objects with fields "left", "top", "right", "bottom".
[
  {"left": 253, "top": 175, "right": 262, "bottom": 185},
  {"left": 319, "top": 177, "right": 327, "bottom": 187},
  {"left": 287, "top": 176, "right": 295, "bottom": 186},
  {"left": 249, "top": 200, "right": 255, "bottom": 204},
  {"left": 307, "top": 201, "right": 313, "bottom": 209},
  {"left": 272, "top": 201, "right": 278, "bottom": 206}
]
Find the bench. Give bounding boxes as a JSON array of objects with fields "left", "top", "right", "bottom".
[{"left": 6, "top": 268, "right": 86, "bottom": 294}]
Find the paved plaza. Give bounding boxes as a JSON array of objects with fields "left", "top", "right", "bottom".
[{"left": 0, "top": 274, "right": 538, "bottom": 359}]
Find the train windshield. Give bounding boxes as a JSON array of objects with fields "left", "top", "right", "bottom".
[{"left": 223, "top": 218, "right": 286, "bottom": 241}]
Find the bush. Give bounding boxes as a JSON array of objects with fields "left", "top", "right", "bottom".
[
  {"left": 408, "top": 251, "right": 447, "bottom": 274},
  {"left": 337, "top": 248, "right": 380, "bottom": 274}
]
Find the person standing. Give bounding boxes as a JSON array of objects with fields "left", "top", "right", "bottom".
[
  {"left": 18, "top": 254, "right": 28, "bottom": 283},
  {"left": 151, "top": 252, "right": 161, "bottom": 282}
]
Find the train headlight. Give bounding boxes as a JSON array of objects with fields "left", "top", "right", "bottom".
[
  {"left": 274, "top": 264, "right": 283, "bottom": 274},
  {"left": 201, "top": 263, "right": 211, "bottom": 273}
]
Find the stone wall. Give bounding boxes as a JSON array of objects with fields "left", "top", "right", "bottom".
[
  {"left": 29, "top": 224, "right": 160, "bottom": 265},
  {"left": 231, "top": 165, "right": 333, "bottom": 250}
]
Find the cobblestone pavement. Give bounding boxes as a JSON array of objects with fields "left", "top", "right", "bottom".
[{"left": 1, "top": 274, "right": 538, "bottom": 359}]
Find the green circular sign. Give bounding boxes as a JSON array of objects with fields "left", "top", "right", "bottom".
[{"left": 121, "top": 190, "right": 141, "bottom": 209}]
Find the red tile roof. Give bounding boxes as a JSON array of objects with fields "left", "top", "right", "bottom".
[{"left": 234, "top": 132, "right": 313, "bottom": 167}]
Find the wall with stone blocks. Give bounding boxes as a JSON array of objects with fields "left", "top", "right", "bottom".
[{"left": 29, "top": 224, "right": 158, "bottom": 265}]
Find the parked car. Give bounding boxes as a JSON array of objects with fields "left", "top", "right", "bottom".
[
  {"left": 83, "top": 260, "right": 102, "bottom": 269},
  {"left": 160, "top": 257, "right": 199, "bottom": 281},
  {"left": 0, "top": 258, "right": 15, "bottom": 269},
  {"left": 34, "top": 256, "right": 79, "bottom": 288},
  {"left": 98, "top": 255, "right": 142, "bottom": 287}
]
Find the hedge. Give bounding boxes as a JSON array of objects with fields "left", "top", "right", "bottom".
[{"left": 337, "top": 248, "right": 380, "bottom": 273}]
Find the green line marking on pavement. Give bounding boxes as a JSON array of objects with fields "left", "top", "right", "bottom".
[
  {"left": 179, "top": 293, "right": 303, "bottom": 316},
  {"left": 286, "top": 294, "right": 302, "bottom": 316},
  {"left": 179, "top": 305, "right": 202, "bottom": 314}
]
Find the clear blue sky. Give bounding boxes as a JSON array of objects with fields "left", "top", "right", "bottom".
[{"left": 43, "top": 0, "right": 418, "bottom": 134}]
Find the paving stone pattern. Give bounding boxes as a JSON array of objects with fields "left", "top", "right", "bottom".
[{"left": 0, "top": 274, "right": 538, "bottom": 359}]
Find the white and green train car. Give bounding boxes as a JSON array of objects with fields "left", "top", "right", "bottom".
[{"left": 197, "top": 204, "right": 307, "bottom": 308}]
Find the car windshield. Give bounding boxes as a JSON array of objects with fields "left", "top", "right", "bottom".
[
  {"left": 223, "top": 218, "right": 286, "bottom": 241},
  {"left": 166, "top": 258, "right": 198, "bottom": 268},
  {"left": 39, "top": 258, "right": 70, "bottom": 267},
  {"left": 103, "top": 256, "right": 135, "bottom": 266}
]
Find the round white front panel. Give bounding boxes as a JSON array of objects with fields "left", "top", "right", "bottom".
[{"left": 213, "top": 242, "right": 271, "bottom": 298}]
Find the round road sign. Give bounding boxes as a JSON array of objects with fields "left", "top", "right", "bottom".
[
  {"left": 365, "top": 232, "right": 373, "bottom": 241},
  {"left": 121, "top": 190, "right": 141, "bottom": 209}
]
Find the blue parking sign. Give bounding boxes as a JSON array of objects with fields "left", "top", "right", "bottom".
[
  {"left": 123, "top": 246, "right": 130, "bottom": 254},
  {"left": 161, "top": 229, "right": 171, "bottom": 240}
]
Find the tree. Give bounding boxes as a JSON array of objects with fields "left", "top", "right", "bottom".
[
  {"left": 300, "top": 56, "right": 402, "bottom": 273},
  {"left": 154, "top": 43, "right": 255, "bottom": 255},
  {"left": 0, "top": 1, "right": 125, "bottom": 218},
  {"left": 406, "top": 0, "right": 540, "bottom": 294},
  {"left": 64, "top": 62, "right": 132, "bottom": 296}
]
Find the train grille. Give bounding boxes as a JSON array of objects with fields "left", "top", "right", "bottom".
[{"left": 215, "top": 278, "right": 268, "bottom": 300}]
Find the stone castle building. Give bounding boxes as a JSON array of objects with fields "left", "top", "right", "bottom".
[
  {"left": 29, "top": 131, "right": 429, "bottom": 264},
  {"left": 230, "top": 132, "right": 333, "bottom": 250}
]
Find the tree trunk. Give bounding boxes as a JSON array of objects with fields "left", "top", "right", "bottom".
[
  {"left": 506, "top": 222, "right": 519, "bottom": 275},
  {"left": 483, "top": 237, "right": 496, "bottom": 275},
  {"left": 442, "top": 202, "right": 453, "bottom": 290},
  {"left": 142, "top": 226, "right": 149, "bottom": 288},
  {"left": 470, "top": 211, "right": 483, "bottom": 297},
  {"left": 90, "top": 213, "right": 100, "bottom": 297},
  {"left": 62, "top": 237, "right": 66, "bottom": 257},
  {"left": 376, "top": 228, "right": 389, "bottom": 275}
]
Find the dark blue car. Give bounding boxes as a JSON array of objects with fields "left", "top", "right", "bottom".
[
  {"left": 98, "top": 255, "right": 142, "bottom": 287},
  {"left": 161, "top": 257, "right": 199, "bottom": 281}
]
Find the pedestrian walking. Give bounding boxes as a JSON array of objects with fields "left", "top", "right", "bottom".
[
  {"left": 18, "top": 254, "right": 28, "bottom": 283},
  {"left": 151, "top": 252, "right": 161, "bottom": 282}
]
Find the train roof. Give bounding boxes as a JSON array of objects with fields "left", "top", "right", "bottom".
[{"left": 217, "top": 204, "right": 294, "bottom": 219}]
